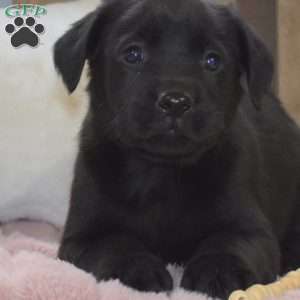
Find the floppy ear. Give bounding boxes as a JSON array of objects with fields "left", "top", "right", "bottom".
[
  {"left": 235, "top": 14, "right": 274, "bottom": 110},
  {"left": 54, "top": 10, "right": 100, "bottom": 93}
]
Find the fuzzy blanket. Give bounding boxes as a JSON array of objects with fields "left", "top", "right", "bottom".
[{"left": 0, "top": 222, "right": 299, "bottom": 300}]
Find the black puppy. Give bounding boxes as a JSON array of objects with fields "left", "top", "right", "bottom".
[{"left": 54, "top": 0, "right": 300, "bottom": 299}]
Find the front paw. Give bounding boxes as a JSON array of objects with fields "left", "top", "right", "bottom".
[
  {"left": 98, "top": 253, "right": 173, "bottom": 293},
  {"left": 181, "top": 254, "right": 257, "bottom": 299}
]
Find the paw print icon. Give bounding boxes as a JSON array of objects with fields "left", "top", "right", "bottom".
[{"left": 5, "top": 17, "right": 45, "bottom": 48}]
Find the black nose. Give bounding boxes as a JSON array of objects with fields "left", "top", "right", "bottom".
[{"left": 158, "top": 92, "right": 192, "bottom": 117}]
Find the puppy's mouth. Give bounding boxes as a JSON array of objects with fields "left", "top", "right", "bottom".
[
  {"left": 134, "top": 131, "right": 200, "bottom": 163},
  {"left": 131, "top": 127, "right": 221, "bottom": 164},
  {"left": 118, "top": 119, "right": 221, "bottom": 163},
  {"left": 136, "top": 147, "right": 196, "bottom": 163}
]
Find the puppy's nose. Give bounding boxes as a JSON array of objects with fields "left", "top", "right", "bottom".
[{"left": 157, "top": 92, "right": 192, "bottom": 117}]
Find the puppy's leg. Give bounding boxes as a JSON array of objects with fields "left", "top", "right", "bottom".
[
  {"left": 181, "top": 223, "right": 280, "bottom": 299},
  {"left": 59, "top": 158, "right": 172, "bottom": 293},
  {"left": 59, "top": 235, "right": 173, "bottom": 292}
]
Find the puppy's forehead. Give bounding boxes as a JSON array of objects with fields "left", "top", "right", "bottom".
[
  {"left": 114, "top": 0, "right": 223, "bottom": 39},
  {"left": 143, "top": 0, "right": 212, "bottom": 20}
]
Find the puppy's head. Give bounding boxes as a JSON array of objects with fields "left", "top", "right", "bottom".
[{"left": 54, "top": 0, "right": 273, "bottom": 164}]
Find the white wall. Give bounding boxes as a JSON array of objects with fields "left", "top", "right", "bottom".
[{"left": 0, "top": 0, "right": 99, "bottom": 227}]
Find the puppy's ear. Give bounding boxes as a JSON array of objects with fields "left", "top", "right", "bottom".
[
  {"left": 54, "top": 10, "right": 101, "bottom": 93},
  {"left": 234, "top": 13, "right": 274, "bottom": 110}
]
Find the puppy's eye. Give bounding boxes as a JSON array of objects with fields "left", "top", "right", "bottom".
[
  {"left": 203, "top": 51, "right": 222, "bottom": 72},
  {"left": 123, "top": 45, "right": 144, "bottom": 65}
]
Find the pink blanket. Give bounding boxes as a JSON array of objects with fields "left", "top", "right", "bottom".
[{"left": 0, "top": 221, "right": 299, "bottom": 300}]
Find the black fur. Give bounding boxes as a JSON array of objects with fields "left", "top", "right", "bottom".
[{"left": 54, "top": 0, "right": 300, "bottom": 299}]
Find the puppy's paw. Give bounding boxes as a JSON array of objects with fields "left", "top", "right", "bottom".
[
  {"left": 181, "top": 254, "right": 256, "bottom": 299},
  {"left": 98, "top": 253, "right": 173, "bottom": 293}
]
